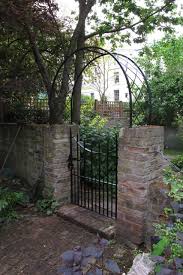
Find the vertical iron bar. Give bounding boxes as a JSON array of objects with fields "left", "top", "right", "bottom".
[
  {"left": 83, "top": 140, "right": 86, "bottom": 207},
  {"left": 98, "top": 142, "right": 101, "bottom": 214},
  {"left": 115, "top": 134, "right": 118, "bottom": 219},
  {"left": 70, "top": 128, "right": 73, "bottom": 203},
  {"left": 80, "top": 140, "right": 83, "bottom": 207},
  {"left": 91, "top": 145, "right": 93, "bottom": 211},
  {"left": 87, "top": 144, "right": 90, "bottom": 209},
  {"left": 73, "top": 168, "right": 76, "bottom": 204},
  {"left": 95, "top": 166, "right": 97, "bottom": 212},
  {"left": 102, "top": 143, "right": 105, "bottom": 215},
  {"left": 70, "top": 97, "right": 73, "bottom": 124},
  {"left": 106, "top": 138, "right": 109, "bottom": 217},
  {"left": 77, "top": 134, "right": 79, "bottom": 205},
  {"left": 110, "top": 142, "right": 113, "bottom": 218},
  {"left": 102, "top": 176, "right": 105, "bottom": 215}
]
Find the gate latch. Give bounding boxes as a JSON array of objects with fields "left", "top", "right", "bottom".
[{"left": 67, "top": 154, "right": 77, "bottom": 170}]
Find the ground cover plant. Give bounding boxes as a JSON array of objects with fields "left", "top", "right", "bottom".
[
  {"left": 58, "top": 235, "right": 121, "bottom": 274},
  {"left": 171, "top": 155, "right": 183, "bottom": 171},
  {"left": 0, "top": 187, "right": 26, "bottom": 221},
  {"left": 151, "top": 167, "right": 183, "bottom": 274},
  {"left": 36, "top": 198, "right": 59, "bottom": 215}
]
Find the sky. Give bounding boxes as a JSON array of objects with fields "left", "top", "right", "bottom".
[
  {"left": 56, "top": 0, "right": 183, "bottom": 57},
  {"left": 57, "top": 0, "right": 78, "bottom": 15}
]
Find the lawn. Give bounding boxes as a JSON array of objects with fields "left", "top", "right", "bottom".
[{"left": 164, "top": 148, "right": 183, "bottom": 158}]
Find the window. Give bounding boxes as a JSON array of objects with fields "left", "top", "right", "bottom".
[
  {"left": 114, "top": 90, "right": 119, "bottom": 101},
  {"left": 114, "top": 72, "right": 119, "bottom": 83},
  {"left": 90, "top": 93, "right": 94, "bottom": 99},
  {"left": 181, "top": 4, "right": 183, "bottom": 9},
  {"left": 125, "top": 93, "right": 128, "bottom": 98}
]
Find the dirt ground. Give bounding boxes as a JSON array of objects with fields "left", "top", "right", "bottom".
[{"left": 0, "top": 211, "right": 133, "bottom": 275}]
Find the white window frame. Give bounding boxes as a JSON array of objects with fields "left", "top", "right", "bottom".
[
  {"left": 114, "top": 90, "right": 119, "bottom": 101},
  {"left": 114, "top": 72, "right": 119, "bottom": 84}
]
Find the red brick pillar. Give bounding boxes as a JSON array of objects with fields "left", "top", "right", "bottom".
[{"left": 117, "top": 126, "right": 164, "bottom": 246}]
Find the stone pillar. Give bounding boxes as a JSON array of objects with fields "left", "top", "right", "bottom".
[
  {"left": 43, "top": 124, "right": 78, "bottom": 203},
  {"left": 117, "top": 126, "right": 164, "bottom": 246}
]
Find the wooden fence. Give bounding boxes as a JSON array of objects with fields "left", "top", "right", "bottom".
[
  {"left": 94, "top": 100, "right": 125, "bottom": 118},
  {"left": 0, "top": 97, "right": 49, "bottom": 123},
  {"left": 0, "top": 97, "right": 129, "bottom": 123}
]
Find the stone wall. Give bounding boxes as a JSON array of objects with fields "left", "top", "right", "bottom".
[
  {"left": 117, "top": 126, "right": 165, "bottom": 246},
  {"left": 0, "top": 124, "right": 77, "bottom": 202}
]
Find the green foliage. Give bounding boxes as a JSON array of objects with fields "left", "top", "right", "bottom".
[
  {"left": 176, "top": 117, "right": 183, "bottom": 142},
  {"left": 63, "top": 95, "right": 96, "bottom": 123},
  {"left": 36, "top": 198, "right": 59, "bottom": 215},
  {"left": 138, "top": 35, "right": 183, "bottom": 127},
  {"left": 80, "top": 95, "right": 96, "bottom": 123},
  {"left": 151, "top": 165, "right": 183, "bottom": 273},
  {"left": 172, "top": 155, "right": 183, "bottom": 170},
  {"left": 152, "top": 237, "right": 169, "bottom": 256},
  {"left": 171, "top": 243, "right": 183, "bottom": 259},
  {"left": 80, "top": 114, "right": 119, "bottom": 182},
  {"left": 1, "top": 0, "right": 182, "bottom": 124},
  {"left": 94, "top": 0, "right": 182, "bottom": 48},
  {"left": 154, "top": 220, "right": 183, "bottom": 259},
  {"left": 5, "top": 99, "right": 49, "bottom": 123},
  {"left": 163, "top": 168, "right": 183, "bottom": 202},
  {"left": 0, "top": 187, "right": 25, "bottom": 221},
  {"left": 164, "top": 148, "right": 183, "bottom": 158},
  {"left": 164, "top": 207, "right": 173, "bottom": 218}
]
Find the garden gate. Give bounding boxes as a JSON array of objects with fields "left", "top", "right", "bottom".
[
  {"left": 62, "top": 46, "right": 152, "bottom": 220},
  {"left": 69, "top": 129, "right": 118, "bottom": 219}
]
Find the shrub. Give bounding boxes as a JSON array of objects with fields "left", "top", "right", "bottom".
[
  {"left": 0, "top": 187, "right": 25, "bottom": 221},
  {"left": 163, "top": 168, "right": 183, "bottom": 202},
  {"left": 172, "top": 155, "right": 183, "bottom": 170},
  {"left": 80, "top": 118, "right": 119, "bottom": 183}
]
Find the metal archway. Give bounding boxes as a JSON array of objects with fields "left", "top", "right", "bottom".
[{"left": 55, "top": 46, "right": 152, "bottom": 127}]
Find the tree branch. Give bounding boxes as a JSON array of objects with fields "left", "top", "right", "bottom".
[
  {"left": 85, "top": 3, "right": 170, "bottom": 40},
  {"left": 25, "top": 26, "right": 52, "bottom": 96}
]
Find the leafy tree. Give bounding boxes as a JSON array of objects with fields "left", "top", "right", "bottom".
[
  {"left": 0, "top": 0, "right": 182, "bottom": 124},
  {"left": 138, "top": 35, "right": 183, "bottom": 126}
]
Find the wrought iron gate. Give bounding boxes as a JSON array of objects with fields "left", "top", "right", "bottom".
[{"left": 69, "top": 129, "right": 118, "bottom": 219}]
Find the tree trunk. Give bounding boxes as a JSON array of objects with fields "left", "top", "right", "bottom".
[
  {"left": 49, "top": 94, "right": 65, "bottom": 124},
  {"left": 72, "top": 30, "right": 85, "bottom": 124},
  {"left": 27, "top": 1, "right": 96, "bottom": 124},
  {"left": 57, "top": 0, "right": 96, "bottom": 125}
]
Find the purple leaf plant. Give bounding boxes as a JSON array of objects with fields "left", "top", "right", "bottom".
[{"left": 57, "top": 235, "right": 121, "bottom": 274}]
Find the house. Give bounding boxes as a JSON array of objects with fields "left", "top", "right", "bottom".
[{"left": 81, "top": 49, "right": 140, "bottom": 103}]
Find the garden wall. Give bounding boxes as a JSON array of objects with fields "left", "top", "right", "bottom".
[
  {"left": 0, "top": 123, "right": 168, "bottom": 246},
  {"left": 0, "top": 124, "right": 77, "bottom": 202},
  {"left": 117, "top": 126, "right": 166, "bottom": 245}
]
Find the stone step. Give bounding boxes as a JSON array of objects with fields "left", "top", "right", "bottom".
[{"left": 57, "top": 204, "right": 116, "bottom": 239}]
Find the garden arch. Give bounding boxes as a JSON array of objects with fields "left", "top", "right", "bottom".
[{"left": 54, "top": 46, "right": 152, "bottom": 127}]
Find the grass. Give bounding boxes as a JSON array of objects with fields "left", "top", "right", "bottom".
[{"left": 164, "top": 148, "right": 183, "bottom": 158}]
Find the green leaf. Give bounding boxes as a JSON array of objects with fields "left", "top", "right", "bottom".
[{"left": 152, "top": 237, "right": 170, "bottom": 256}]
